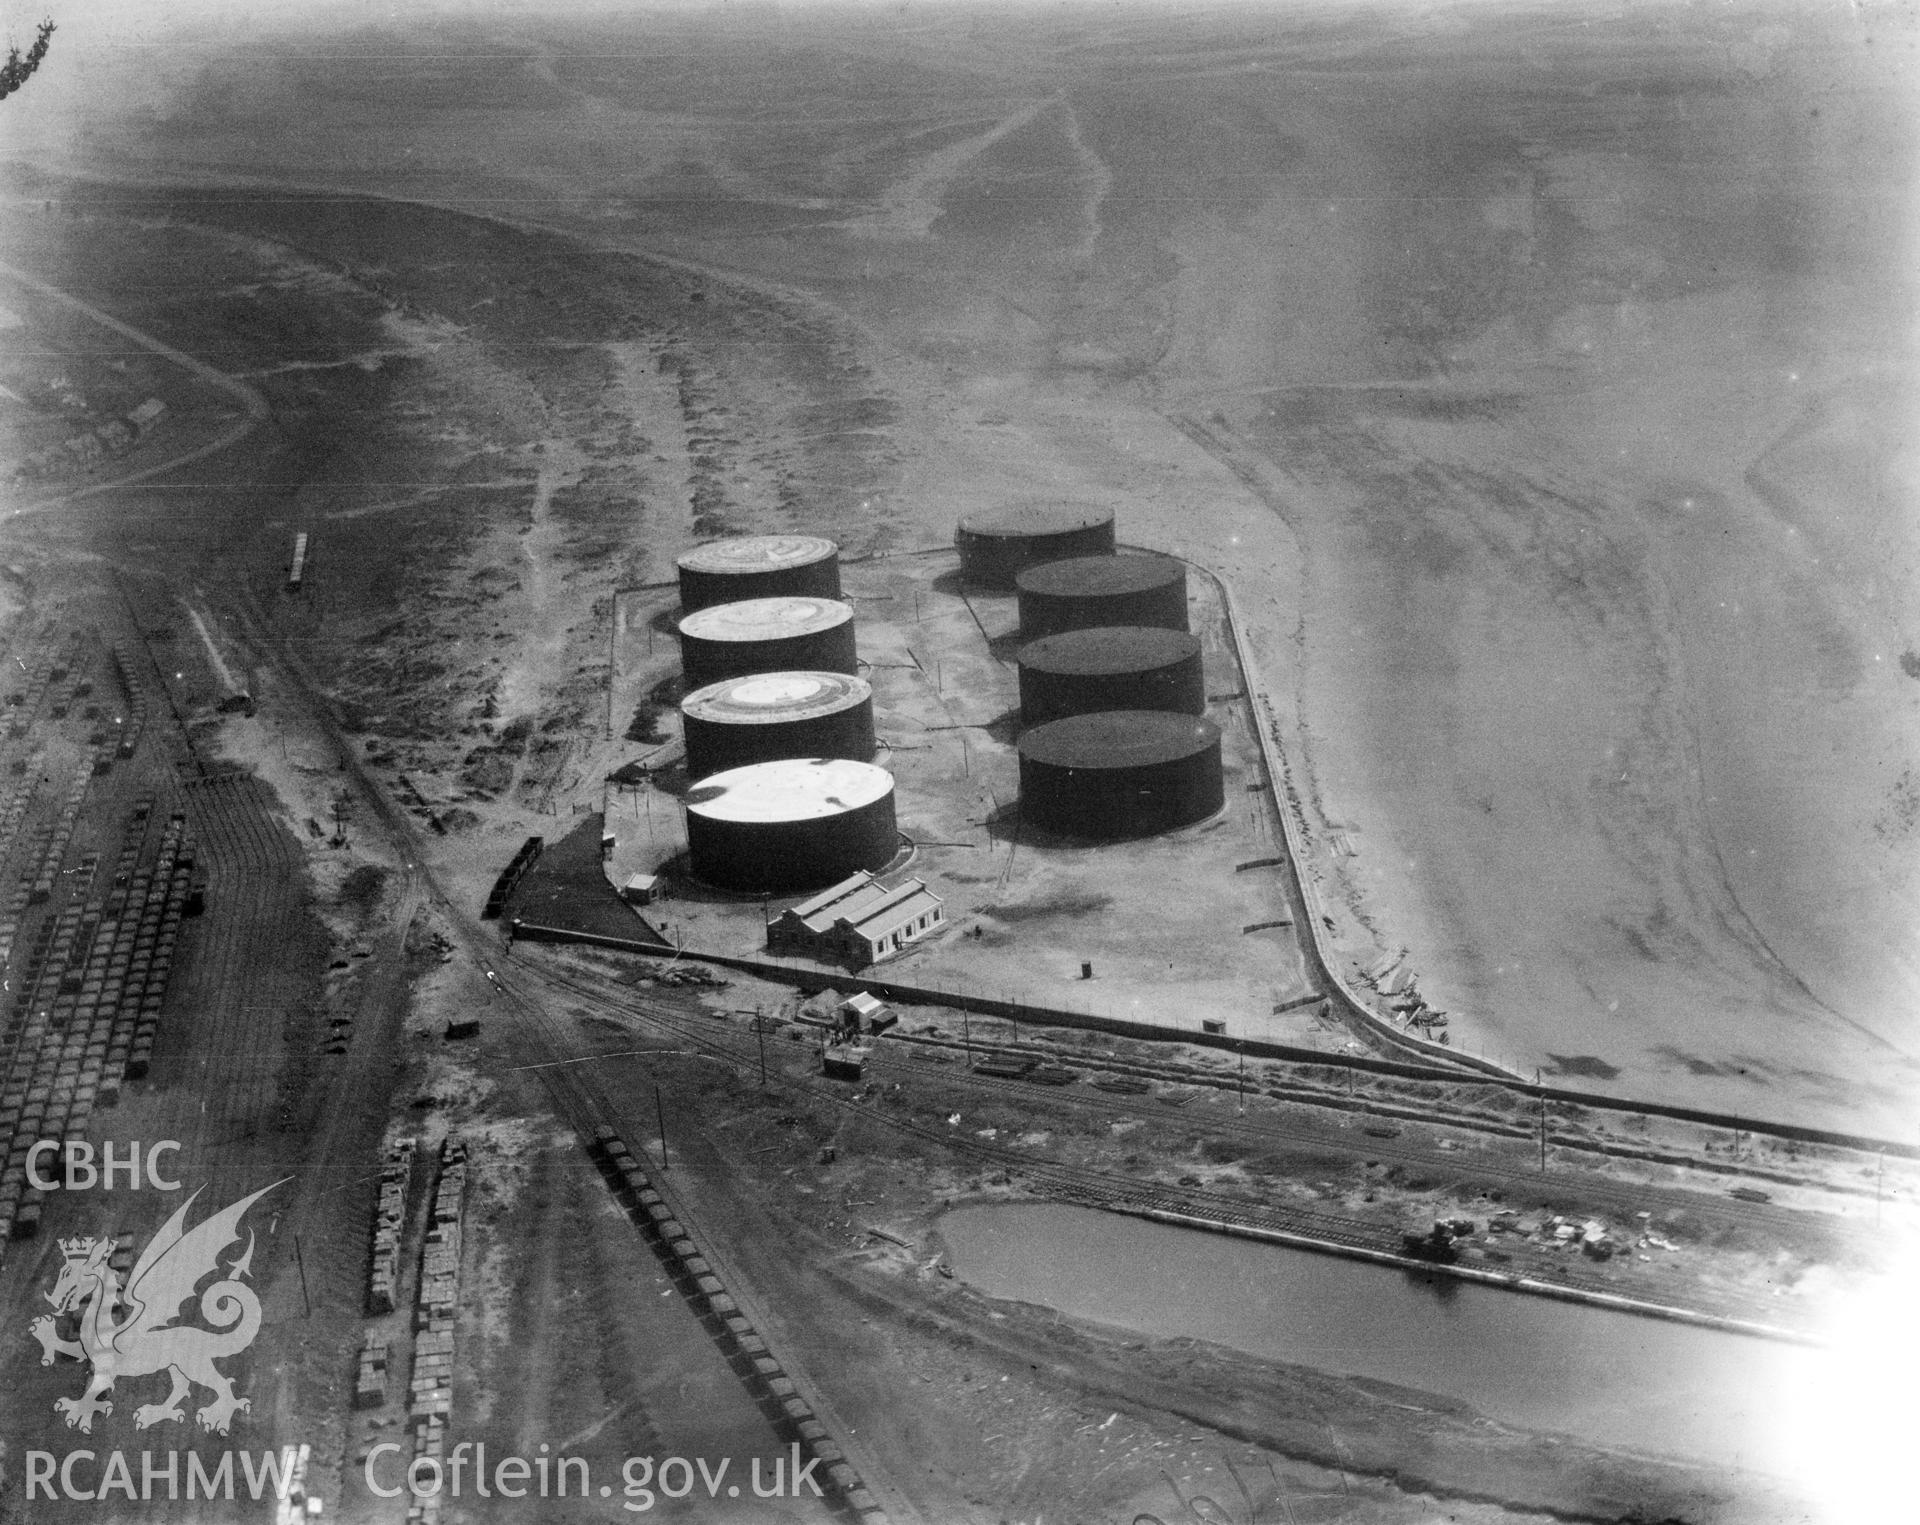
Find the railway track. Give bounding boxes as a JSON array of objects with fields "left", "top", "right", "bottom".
[
  {"left": 213, "top": 584, "right": 907, "bottom": 1523},
  {"left": 523, "top": 948, "right": 1853, "bottom": 1253},
  {"left": 461, "top": 928, "right": 911, "bottom": 1523},
  {"left": 168, "top": 772, "right": 313, "bottom": 1198},
  {"left": 506, "top": 951, "right": 1832, "bottom": 1323}
]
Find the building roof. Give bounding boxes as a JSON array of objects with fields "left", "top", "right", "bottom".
[
  {"left": 785, "top": 871, "right": 897, "bottom": 932},
  {"left": 838, "top": 992, "right": 885, "bottom": 1017},
  {"left": 781, "top": 871, "right": 942, "bottom": 939},
  {"left": 854, "top": 886, "right": 941, "bottom": 937}
]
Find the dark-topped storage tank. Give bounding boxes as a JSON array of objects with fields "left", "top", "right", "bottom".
[
  {"left": 1016, "top": 627, "right": 1205, "bottom": 727},
  {"left": 1014, "top": 554, "right": 1188, "bottom": 640},
  {"left": 677, "top": 596, "right": 857, "bottom": 691},
  {"left": 680, "top": 671, "right": 875, "bottom": 781},
  {"left": 1017, "top": 711, "right": 1223, "bottom": 839},
  {"left": 683, "top": 757, "right": 897, "bottom": 893},
  {"left": 676, "top": 535, "right": 842, "bottom": 614},
  {"left": 955, "top": 502, "right": 1115, "bottom": 589}
]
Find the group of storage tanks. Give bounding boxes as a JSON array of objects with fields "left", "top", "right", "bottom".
[
  {"left": 667, "top": 509, "right": 1223, "bottom": 896},
  {"left": 671, "top": 536, "right": 892, "bottom": 895},
  {"left": 957, "top": 503, "right": 1225, "bottom": 840}
]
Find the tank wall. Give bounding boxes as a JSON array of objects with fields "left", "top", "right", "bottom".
[
  {"left": 955, "top": 519, "right": 1116, "bottom": 589},
  {"left": 680, "top": 621, "right": 859, "bottom": 691},
  {"left": 686, "top": 792, "right": 898, "bottom": 893},
  {"left": 1018, "top": 648, "right": 1205, "bottom": 727},
  {"left": 1017, "top": 571, "right": 1188, "bottom": 640},
  {"left": 1018, "top": 741, "right": 1224, "bottom": 839},
  {"left": 682, "top": 698, "right": 877, "bottom": 781},
  {"left": 678, "top": 555, "right": 842, "bottom": 614}
]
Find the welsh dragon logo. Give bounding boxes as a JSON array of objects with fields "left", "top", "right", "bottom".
[{"left": 29, "top": 1180, "right": 286, "bottom": 1434}]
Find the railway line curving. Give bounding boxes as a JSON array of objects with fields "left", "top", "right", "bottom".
[{"left": 507, "top": 950, "right": 1823, "bottom": 1342}]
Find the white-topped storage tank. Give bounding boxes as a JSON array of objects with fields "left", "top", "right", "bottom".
[
  {"left": 677, "top": 596, "right": 857, "bottom": 691},
  {"left": 680, "top": 671, "right": 875, "bottom": 780},
  {"left": 683, "top": 757, "right": 898, "bottom": 893},
  {"left": 676, "top": 535, "right": 842, "bottom": 614}
]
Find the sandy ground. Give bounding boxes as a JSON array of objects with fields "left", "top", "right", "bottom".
[
  {"left": 16, "top": 0, "right": 1910, "bottom": 1128},
  {"left": 0, "top": 5, "right": 1914, "bottom": 1521}
]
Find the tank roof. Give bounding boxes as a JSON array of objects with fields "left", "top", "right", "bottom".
[
  {"left": 1018, "top": 710, "right": 1220, "bottom": 768},
  {"left": 677, "top": 535, "right": 838, "bottom": 573},
  {"left": 1017, "top": 626, "right": 1199, "bottom": 676},
  {"left": 679, "top": 596, "right": 852, "bottom": 642},
  {"left": 684, "top": 757, "right": 893, "bottom": 822},
  {"left": 958, "top": 502, "right": 1114, "bottom": 539},
  {"left": 1015, "top": 553, "right": 1184, "bottom": 597},
  {"left": 682, "top": 671, "right": 870, "bottom": 724}
]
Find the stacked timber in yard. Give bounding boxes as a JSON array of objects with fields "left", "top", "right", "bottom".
[
  {"left": 367, "top": 1137, "right": 416, "bottom": 1314},
  {"left": 354, "top": 1333, "right": 390, "bottom": 1411},
  {"left": 405, "top": 1137, "right": 467, "bottom": 1525},
  {"left": 0, "top": 781, "right": 35, "bottom": 968},
  {"left": 26, "top": 759, "right": 94, "bottom": 903},
  {"left": 586, "top": 1126, "right": 891, "bottom": 1525},
  {"left": 0, "top": 800, "right": 196, "bottom": 1239}
]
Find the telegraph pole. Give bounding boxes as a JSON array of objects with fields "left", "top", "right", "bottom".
[{"left": 1536, "top": 1068, "right": 1547, "bottom": 1173}]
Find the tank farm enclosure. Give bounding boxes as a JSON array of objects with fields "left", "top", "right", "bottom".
[{"left": 606, "top": 524, "right": 1324, "bottom": 1044}]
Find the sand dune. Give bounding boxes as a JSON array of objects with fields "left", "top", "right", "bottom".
[{"left": 32, "top": 0, "right": 1918, "bottom": 1128}]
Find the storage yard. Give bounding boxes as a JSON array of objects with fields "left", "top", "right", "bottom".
[
  {"left": 605, "top": 543, "right": 1322, "bottom": 1042},
  {"left": 0, "top": 5, "right": 1912, "bottom": 1524}
]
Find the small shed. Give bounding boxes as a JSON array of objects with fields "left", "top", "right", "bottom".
[
  {"left": 836, "top": 991, "right": 894, "bottom": 1035},
  {"left": 621, "top": 873, "right": 660, "bottom": 906}
]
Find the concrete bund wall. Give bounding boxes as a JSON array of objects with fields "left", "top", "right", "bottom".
[{"left": 1178, "top": 549, "right": 1515, "bottom": 1083}]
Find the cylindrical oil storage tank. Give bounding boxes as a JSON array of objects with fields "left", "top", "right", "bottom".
[
  {"left": 678, "top": 597, "right": 857, "bottom": 692},
  {"left": 955, "top": 502, "right": 1115, "bottom": 589},
  {"left": 681, "top": 671, "right": 875, "bottom": 781},
  {"left": 1017, "top": 626, "right": 1205, "bottom": 727},
  {"left": 1018, "top": 711, "right": 1223, "bottom": 839},
  {"left": 684, "top": 758, "right": 897, "bottom": 893},
  {"left": 1015, "top": 554, "right": 1189, "bottom": 640},
  {"left": 677, "top": 535, "right": 842, "bottom": 614}
]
